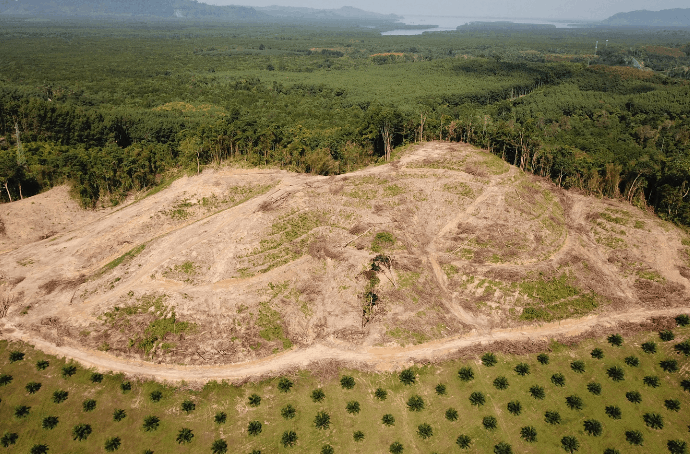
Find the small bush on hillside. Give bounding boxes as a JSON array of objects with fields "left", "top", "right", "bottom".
[
  {"left": 482, "top": 353, "right": 497, "bottom": 366},
  {"left": 659, "top": 330, "right": 675, "bottom": 341},
  {"left": 417, "top": 423, "right": 433, "bottom": 439},
  {"left": 281, "top": 404, "right": 296, "bottom": 419},
  {"left": 561, "top": 436, "right": 580, "bottom": 453},
  {"left": 340, "top": 375, "right": 356, "bottom": 389},
  {"left": 281, "top": 430, "right": 297, "bottom": 447},
  {"left": 624, "top": 356, "right": 640, "bottom": 367},
  {"left": 181, "top": 400, "right": 195, "bottom": 413},
  {"left": 681, "top": 379, "right": 690, "bottom": 392},
  {"left": 456, "top": 435, "right": 471, "bottom": 449},
  {"left": 469, "top": 391, "right": 485, "bottom": 407},
  {"left": 676, "top": 314, "right": 690, "bottom": 326},
  {"left": 90, "top": 373, "right": 103, "bottom": 383},
  {"left": 493, "top": 376, "right": 509, "bottom": 390},
  {"left": 545, "top": 411, "right": 561, "bottom": 425},
  {"left": 314, "top": 411, "right": 330, "bottom": 429},
  {"left": 668, "top": 440, "right": 688, "bottom": 454},
  {"left": 389, "top": 441, "right": 404, "bottom": 454},
  {"left": 551, "top": 373, "right": 566, "bottom": 387},
  {"left": 520, "top": 426, "right": 537, "bottom": 442},
  {"left": 675, "top": 340, "right": 690, "bottom": 356},
  {"left": 626, "top": 391, "right": 642, "bottom": 403},
  {"left": 587, "top": 382, "right": 602, "bottom": 395},
  {"left": 176, "top": 428, "right": 193, "bottom": 444},
  {"left": 311, "top": 389, "right": 325, "bottom": 402},
  {"left": 353, "top": 431, "right": 364, "bottom": 442},
  {"left": 529, "top": 385, "right": 545, "bottom": 400},
  {"left": 346, "top": 401, "right": 361, "bottom": 414},
  {"left": 72, "top": 424, "right": 92, "bottom": 441},
  {"left": 120, "top": 381, "right": 131, "bottom": 393},
  {"left": 643, "top": 375, "right": 660, "bottom": 388},
  {"left": 607, "top": 366, "right": 625, "bottom": 381},
  {"left": 143, "top": 415, "right": 160, "bottom": 432},
  {"left": 9, "top": 351, "right": 24, "bottom": 362},
  {"left": 514, "top": 363, "right": 530, "bottom": 376},
  {"left": 26, "top": 382, "right": 41, "bottom": 394},
  {"left": 104, "top": 437, "right": 121, "bottom": 452},
  {"left": 607, "top": 334, "right": 623, "bottom": 346},
  {"left": 211, "top": 439, "right": 227, "bottom": 454},
  {"left": 603, "top": 449, "right": 621, "bottom": 454},
  {"left": 407, "top": 395, "right": 424, "bottom": 411},
  {"left": 625, "top": 430, "right": 644, "bottom": 446},
  {"left": 278, "top": 377, "right": 293, "bottom": 393},
  {"left": 482, "top": 416, "right": 498, "bottom": 430},
  {"left": 82, "top": 399, "right": 96, "bottom": 412},
  {"left": 321, "top": 445, "right": 334, "bottom": 454},
  {"left": 605, "top": 405, "right": 622, "bottom": 419},
  {"left": 214, "top": 411, "right": 226, "bottom": 424},
  {"left": 660, "top": 359, "right": 679, "bottom": 373},
  {"left": 36, "top": 360, "right": 49, "bottom": 370},
  {"left": 399, "top": 368, "right": 416, "bottom": 385},
  {"left": 458, "top": 367, "right": 474, "bottom": 381},
  {"left": 61, "top": 365, "right": 77, "bottom": 378},
  {"left": 571, "top": 361, "right": 585, "bottom": 373},
  {"left": 583, "top": 419, "right": 602, "bottom": 436},
  {"left": 445, "top": 408, "right": 458, "bottom": 421},
  {"left": 0, "top": 433, "right": 18, "bottom": 448},
  {"left": 494, "top": 442, "right": 513, "bottom": 454},
  {"left": 248, "top": 393, "right": 261, "bottom": 407},
  {"left": 566, "top": 395, "right": 583, "bottom": 410},
  {"left": 0, "top": 374, "right": 12, "bottom": 386},
  {"left": 507, "top": 401, "right": 522, "bottom": 415},
  {"left": 591, "top": 348, "right": 604, "bottom": 359},
  {"left": 30, "top": 445, "right": 48, "bottom": 454},
  {"left": 642, "top": 341, "right": 657, "bottom": 353},
  {"left": 374, "top": 388, "right": 388, "bottom": 400},
  {"left": 52, "top": 390, "right": 68, "bottom": 403},
  {"left": 643, "top": 412, "right": 664, "bottom": 429},
  {"left": 435, "top": 383, "right": 446, "bottom": 395},
  {"left": 14, "top": 405, "right": 30, "bottom": 418},
  {"left": 247, "top": 421, "right": 262, "bottom": 436},
  {"left": 382, "top": 413, "right": 395, "bottom": 426},
  {"left": 537, "top": 353, "right": 550, "bottom": 365},
  {"left": 42, "top": 416, "right": 58, "bottom": 429},
  {"left": 113, "top": 409, "right": 126, "bottom": 421},
  {"left": 665, "top": 399, "right": 681, "bottom": 411}
]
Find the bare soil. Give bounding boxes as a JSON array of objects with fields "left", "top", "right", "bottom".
[{"left": 1, "top": 142, "right": 689, "bottom": 380}]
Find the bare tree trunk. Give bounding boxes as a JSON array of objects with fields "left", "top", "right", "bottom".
[
  {"left": 381, "top": 121, "right": 392, "bottom": 162},
  {"left": 4, "top": 182, "right": 11, "bottom": 202},
  {"left": 419, "top": 113, "right": 426, "bottom": 142}
]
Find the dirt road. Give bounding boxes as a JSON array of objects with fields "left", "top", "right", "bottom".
[{"left": 1, "top": 306, "right": 685, "bottom": 383}]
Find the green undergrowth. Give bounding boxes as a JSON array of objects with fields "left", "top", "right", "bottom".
[
  {"left": 98, "top": 244, "right": 146, "bottom": 275},
  {"left": 1, "top": 321, "right": 688, "bottom": 453},
  {"left": 519, "top": 273, "right": 602, "bottom": 322}
]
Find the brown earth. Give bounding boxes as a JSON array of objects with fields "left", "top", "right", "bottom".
[{"left": 1, "top": 141, "right": 689, "bottom": 379}]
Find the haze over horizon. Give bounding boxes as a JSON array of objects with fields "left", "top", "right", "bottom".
[{"left": 207, "top": 0, "right": 689, "bottom": 21}]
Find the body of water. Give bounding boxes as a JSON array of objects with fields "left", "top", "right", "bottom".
[{"left": 381, "top": 15, "right": 581, "bottom": 35}]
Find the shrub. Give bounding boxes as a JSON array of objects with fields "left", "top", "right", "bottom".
[
  {"left": 311, "top": 388, "right": 325, "bottom": 402},
  {"left": 247, "top": 421, "right": 262, "bottom": 436},
  {"left": 346, "top": 401, "right": 361, "bottom": 414},
  {"left": 0, "top": 374, "right": 13, "bottom": 386},
  {"left": 120, "top": 381, "right": 131, "bottom": 393},
  {"left": 340, "top": 375, "right": 355, "bottom": 389},
  {"left": 676, "top": 314, "right": 690, "bottom": 326},
  {"left": 607, "top": 334, "right": 623, "bottom": 346},
  {"left": 281, "top": 430, "right": 297, "bottom": 447},
  {"left": 664, "top": 399, "right": 681, "bottom": 411},
  {"left": 659, "top": 330, "right": 675, "bottom": 341},
  {"left": 643, "top": 412, "right": 664, "bottom": 429},
  {"left": 675, "top": 340, "right": 690, "bottom": 356},
  {"left": 42, "top": 416, "right": 58, "bottom": 429},
  {"left": 176, "top": 427, "right": 194, "bottom": 444},
  {"left": 314, "top": 411, "right": 330, "bottom": 429},
  {"left": 529, "top": 385, "right": 545, "bottom": 400},
  {"left": 643, "top": 375, "right": 660, "bottom": 388},
  {"left": 545, "top": 410, "right": 561, "bottom": 425},
  {"left": 458, "top": 366, "right": 474, "bottom": 381},
  {"left": 456, "top": 435, "right": 472, "bottom": 449},
  {"left": 104, "top": 437, "right": 121, "bottom": 452},
  {"left": 143, "top": 416, "right": 160, "bottom": 431},
  {"left": 605, "top": 405, "right": 622, "bottom": 419},
  {"left": 642, "top": 341, "right": 657, "bottom": 353},
  {"left": 1, "top": 432, "right": 18, "bottom": 447},
  {"left": 570, "top": 360, "right": 585, "bottom": 373},
  {"left": 668, "top": 440, "right": 688, "bottom": 454},
  {"left": 591, "top": 348, "right": 604, "bottom": 359},
  {"left": 407, "top": 395, "right": 424, "bottom": 411},
  {"left": 61, "top": 364, "right": 77, "bottom": 378},
  {"left": 626, "top": 391, "right": 642, "bottom": 403},
  {"left": 382, "top": 413, "right": 395, "bottom": 426},
  {"left": 211, "top": 439, "right": 227, "bottom": 454},
  {"left": 52, "top": 390, "right": 68, "bottom": 403},
  {"left": 435, "top": 383, "right": 446, "bottom": 395},
  {"left": 583, "top": 419, "right": 602, "bottom": 436},
  {"left": 606, "top": 366, "right": 625, "bottom": 381},
  {"left": 514, "top": 363, "right": 530, "bottom": 376},
  {"left": 417, "top": 423, "right": 433, "bottom": 439},
  {"left": 681, "top": 379, "right": 690, "bottom": 392},
  {"left": 482, "top": 416, "right": 498, "bottom": 430},
  {"left": 625, "top": 430, "right": 643, "bottom": 445},
  {"left": 587, "top": 382, "right": 602, "bottom": 395},
  {"left": 390, "top": 441, "right": 404, "bottom": 454},
  {"left": 353, "top": 430, "right": 364, "bottom": 442},
  {"left": 507, "top": 401, "right": 522, "bottom": 416},
  {"left": 214, "top": 411, "right": 227, "bottom": 424},
  {"left": 399, "top": 368, "right": 416, "bottom": 385},
  {"left": 493, "top": 376, "right": 509, "bottom": 390},
  {"left": 181, "top": 400, "right": 195, "bottom": 413},
  {"left": 445, "top": 408, "right": 458, "bottom": 421},
  {"left": 603, "top": 449, "right": 621, "bottom": 454},
  {"left": 90, "top": 373, "right": 103, "bottom": 383},
  {"left": 565, "top": 395, "right": 583, "bottom": 410},
  {"left": 281, "top": 404, "right": 296, "bottom": 419},
  {"left": 520, "top": 426, "right": 537, "bottom": 442},
  {"left": 149, "top": 390, "right": 162, "bottom": 402},
  {"left": 82, "top": 399, "right": 96, "bottom": 412},
  {"left": 113, "top": 409, "right": 126, "bottom": 421},
  {"left": 494, "top": 442, "right": 513, "bottom": 454},
  {"left": 278, "top": 377, "right": 293, "bottom": 393},
  {"left": 26, "top": 382, "right": 42, "bottom": 394},
  {"left": 551, "top": 373, "right": 566, "bottom": 387},
  {"left": 72, "top": 423, "right": 92, "bottom": 441},
  {"left": 482, "top": 352, "right": 497, "bottom": 366},
  {"left": 624, "top": 356, "right": 640, "bottom": 367},
  {"left": 36, "top": 360, "right": 49, "bottom": 370},
  {"left": 248, "top": 393, "right": 261, "bottom": 407},
  {"left": 660, "top": 359, "right": 679, "bottom": 373},
  {"left": 30, "top": 445, "right": 48, "bottom": 454},
  {"left": 321, "top": 445, "right": 334, "bottom": 454},
  {"left": 14, "top": 405, "right": 30, "bottom": 418},
  {"left": 561, "top": 436, "right": 580, "bottom": 453},
  {"left": 469, "top": 391, "right": 485, "bottom": 407},
  {"left": 9, "top": 351, "right": 24, "bottom": 362},
  {"left": 537, "top": 353, "right": 550, "bottom": 365}
]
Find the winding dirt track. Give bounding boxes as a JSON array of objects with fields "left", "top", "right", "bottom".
[{"left": 2, "top": 306, "right": 686, "bottom": 383}]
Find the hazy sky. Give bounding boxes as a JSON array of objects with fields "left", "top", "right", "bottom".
[{"left": 206, "top": 0, "right": 689, "bottom": 20}]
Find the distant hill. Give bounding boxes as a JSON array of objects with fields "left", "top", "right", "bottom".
[
  {"left": 601, "top": 8, "right": 690, "bottom": 27},
  {"left": 0, "top": 0, "right": 398, "bottom": 22}
]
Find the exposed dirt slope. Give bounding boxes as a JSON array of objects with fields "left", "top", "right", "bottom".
[{"left": 1, "top": 142, "right": 689, "bottom": 372}]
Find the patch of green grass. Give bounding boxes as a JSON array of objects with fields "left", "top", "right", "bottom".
[
  {"left": 99, "top": 244, "right": 146, "bottom": 274},
  {"left": 371, "top": 231, "right": 395, "bottom": 252},
  {"left": 636, "top": 270, "right": 664, "bottom": 282},
  {"left": 442, "top": 182, "right": 473, "bottom": 198},
  {"left": 256, "top": 303, "right": 292, "bottom": 349},
  {"left": 386, "top": 327, "right": 430, "bottom": 345}
]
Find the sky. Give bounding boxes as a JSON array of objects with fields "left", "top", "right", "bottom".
[{"left": 206, "top": 0, "right": 689, "bottom": 21}]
